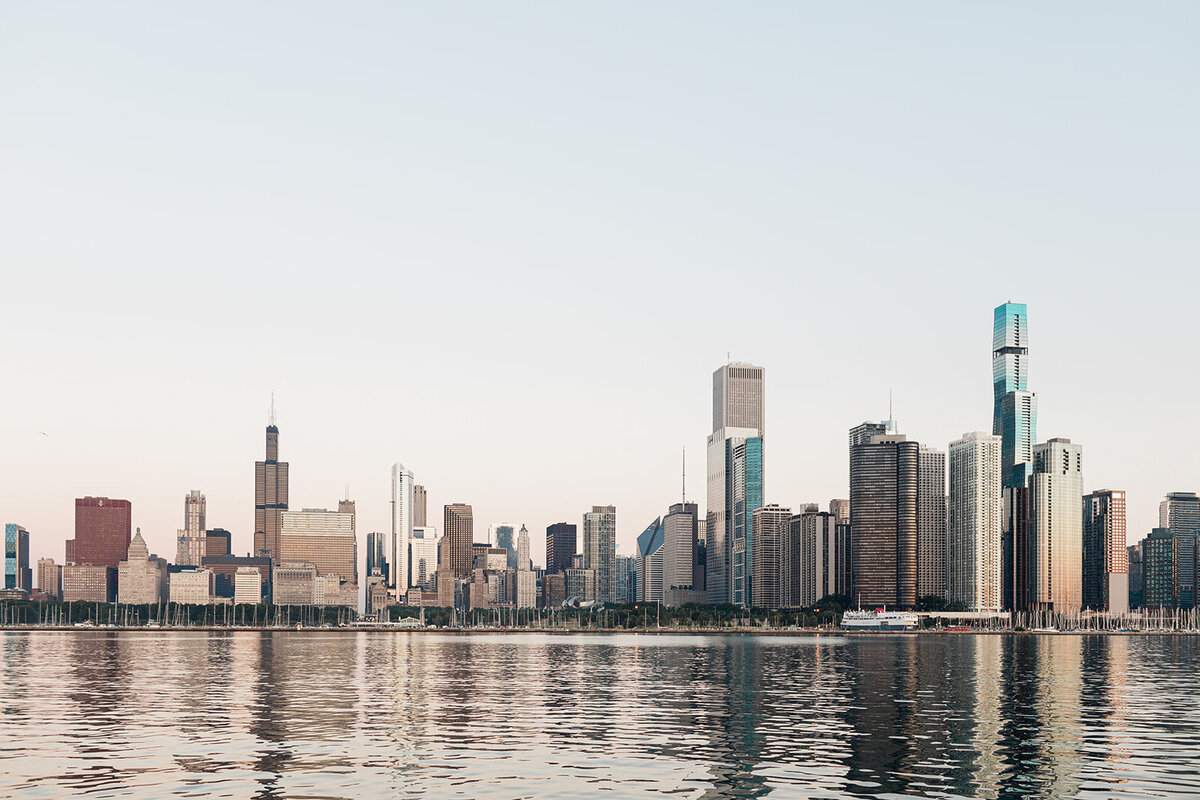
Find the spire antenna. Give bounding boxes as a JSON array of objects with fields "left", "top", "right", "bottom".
[
  {"left": 269, "top": 393, "right": 276, "bottom": 427},
  {"left": 682, "top": 447, "right": 686, "bottom": 504}
]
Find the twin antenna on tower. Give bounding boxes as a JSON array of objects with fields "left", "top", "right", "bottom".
[{"left": 268, "top": 393, "right": 276, "bottom": 426}]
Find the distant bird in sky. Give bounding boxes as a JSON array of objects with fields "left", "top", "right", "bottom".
[{"left": 38, "top": 432, "right": 48, "bottom": 437}]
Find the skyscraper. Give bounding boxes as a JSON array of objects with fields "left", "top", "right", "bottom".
[
  {"left": 917, "top": 446, "right": 947, "bottom": 601},
  {"left": 74, "top": 497, "right": 132, "bottom": 569},
  {"left": 118, "top": 529, "right": 165, "bottom": 605},
  {"left": 444, "top": 504, "right": 474, "bottom": 578},
  {"left": 663, "top": 501, "right": 701, "bottom": 605},
  {"left": 583, "top": 505, "right": 617, "bottom": 604},
  {"left": 4, "top": 524, "right": 30, "bottom": 592},
  {"left": 546, "top": 523, "right": 576, "bottom": 575},
  {"left": 1083, "top": 489, "right": 1129, "bottom": 613},
  {"left": 253, "top": 410, "right": 289, "bottom": 560},
  {"left": 280, "top": 508, "right": 358, "bottom": 584},
  {"left": 391, "top": 464, "right": 414, "bottom": 593},
  {"left": 948, "top": 433, "right": 1002, "bottom": 612},
  {"left": 1028, "top": 438, "right": 1084, "bottom": 612},
  {"left": 409, "top": 527, "right": 439, "bottom": 589},
  {"left": 750, "top": 504, "right": 790, "bottom": 610},
  {"left": 730, "top": 436, "right": 764, "bottom": 607},
  {"left": 992, "top": 302, "right": 1038, "bottom": 488},
  {"left": 489, "top": 523, "right": 518, "bottom": 568},
  {"left": 175, "top": 490, "right": 206, "bottom": 567},
  {"left": 850, "top": 431, "right": 919, "bottom": 610},
  {"left": 782, "top": 505, "right": 842, "bottom": 609},
  {"left": 636, "top": 517, "right": 665, "bottom": 603},
  {"left": 1142, "top": 528, "right": 1177, "bottom": 608},
  {"left": 1159, "top": 492, "right": 1200, "bottom": 609},
  {"left": 516, "top": 525, "right": 530, "bottom": 572},
  {"left": 37, "top": 558, "right": 60, "bottom": 600},
  {"left": 413, "top": 485, "right": 427, "bottom": 528},
  {"left": 366, "top": 531, "right": 387, "bottom": 584},
  {"left": 707, "top": 362, "right": 765, "bottom": 606}
]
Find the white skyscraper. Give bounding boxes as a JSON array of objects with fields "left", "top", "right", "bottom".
[
  {"left": 390, "top": 463, "right": 414, "bottom": 595},
  {"left": 1029, "top": 438, "right": 1084, "bottom": 612},
  {"left": 516, "top": 525, "right": 530, "bottom": 571},
  {"left": 582, "top": 505, "right": 617, "bottom": 604},
  {"left": 918, "top": 446, "right": 947, "bottom": 600},
  {"left": 409, "top": 526, "right": 439, "bottom": 590},
  {"left": 948, "top": 432, "right": 1003, "bottom": 612},
  {"left": 706, "top": 361, "right": 765, "bottom": 605}
]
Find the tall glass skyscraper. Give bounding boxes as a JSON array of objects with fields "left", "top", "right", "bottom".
[
  {"left": 992, "top": 302, "right": 1038, "bottom": 489},
  {"left": 730, "top": 436, "right": 763, "bottom": 607}
]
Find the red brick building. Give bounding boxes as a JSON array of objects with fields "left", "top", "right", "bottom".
[{"left": 74, "top": 497, "right": 132, "bottom": 568}]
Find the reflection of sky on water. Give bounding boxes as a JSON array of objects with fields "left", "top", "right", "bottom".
[{"left": 1, "top": 632, "right": 1198, "bottom": 798}]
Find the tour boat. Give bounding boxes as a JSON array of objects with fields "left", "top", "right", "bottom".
[{"left": 841, "top": 609, "right": 920, "bottom": 631}]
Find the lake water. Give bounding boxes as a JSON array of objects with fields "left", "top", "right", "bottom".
[{"left": 2, "top": 631, "right": 1198, "bottom": 798}]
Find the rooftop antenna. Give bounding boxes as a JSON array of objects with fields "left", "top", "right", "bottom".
[
  {"left": 269, "top": 393, "right": 276, "bottom": 427},
  {"left": 682, "top": 447, "right": 686, "bottom": 504}
]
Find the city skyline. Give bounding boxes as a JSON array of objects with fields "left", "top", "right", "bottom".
[{"left": 2, "top": 5, "right": 1197, "bottom": 580}]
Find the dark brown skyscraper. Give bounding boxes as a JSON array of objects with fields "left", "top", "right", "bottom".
[
  {"left": 850, "top": 432, "right": 919, "bottom": 610},
  {"left": 253, "top": 409, "right": 289, "bottom": 559},
  {"left": 413, "top": 485, "right": 427, "bottom": 528},
  {"left": 74, "top": 497, "right": 132, "bottom": 568},
  {"left": 444, "top": 503, "right": 474, "bottom": 578},
  {"left": 546, "top": 522, "right": 577, "bottom": 575}
]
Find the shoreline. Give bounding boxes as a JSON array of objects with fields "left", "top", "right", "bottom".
[{"left": 1, "top": 626, "right": 1195, "bottom": 636}]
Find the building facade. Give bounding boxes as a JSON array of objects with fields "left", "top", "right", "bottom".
[
  {"left": 61, "top": 564, "right": 115, "bottom": 602},
  {"left": 749, "top": 504, "right": 790, "bottom": 609},
  {"left": 948, "top": 432, "right": 1003, "bottom": 612},
  {"left": 730, "top": 436, "right": 764, "bottom": 607},
  {"left": 37, "top": 558, "right": 61, "bottom": 600},
  {"left": 234, "top": 567, "right": 263, "bottom": 604},
  {"left": 546, "top": 522, "right": 577, "bottom": 575},
  {"left": 273, "top": 562, "right": 318, "bottom": 605},
  {"left": 391, "top": 463, "right": 415, "bottom": 593},
  {"left": 850, "top": 431, "right": 919, "bottom": 610},
  {"left": 118, "top": 530, "right": 165, "bottom": 605},
  {"left": 582, "top": 505, "right": 617, "bottom": 604},
  {"left": 280, "top": 509, "right": 357, "bottom": 583},
  {"left": 917, "top": 447, "right": 947, "bottom": 600},
  {"left": 1082, "top": 489, "right": 1129, "bottom": 613},
  {"left": 1142, "top": 528, "right": 1177, "bottom": 608},
  {"left": 74, "top": 497, "right": 132, "bottom": 569},
  {"left": 4, "top": 523, "right": 30, "bottom": 592},
  {"left": 410, "top": 527, "right": 439, "bottom": 590},
  {"left": 636, "top": 517, "right": 664, "bottom": 603},
  {"left": 662, "top": 502, "right": 700, "bottom": 602},
  {"left": 1028, "top": 438, "right": 1084, "bottom": 612},
  {"left": 169, "top": 567, "right": 215, "bottom": 605},
  {"left": 253, "top": 418, "right": 289, "bottom": 559},
  {"left": 413, "top": 484, "right": 427, "bottom": 528},
  {"left": 444, "top": 504, "right": 474, "bottom": 578},
  {"left": 1159, "top": 492, "right": 1200, "bottom": 609},
  {"left": 175, "top": 490, "right": 207, "bottom": 567}
]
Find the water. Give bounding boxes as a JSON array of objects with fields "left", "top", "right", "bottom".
[{"left": 2, "top": 632, "right": 1199, "bottom": 798}]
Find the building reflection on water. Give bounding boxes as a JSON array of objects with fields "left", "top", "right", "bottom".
[{"left": 2, "top": 631, "right": 1200, "bottom": 799}]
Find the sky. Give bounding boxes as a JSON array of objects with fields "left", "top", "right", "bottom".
[{"left": 1, "top": 2, "right": 1198, "bottom": 579}]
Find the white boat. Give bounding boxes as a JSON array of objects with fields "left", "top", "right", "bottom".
[{"left": 841, "top": 609, "right": 920, "bottom": 631}]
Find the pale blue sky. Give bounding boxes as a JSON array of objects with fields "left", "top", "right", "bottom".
[{"left": 1, "top": 2, "right": 1197, "bottom": 571}]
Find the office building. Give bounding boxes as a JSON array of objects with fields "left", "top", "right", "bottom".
[
  {"left": 1142, "top": 528, "right": 1177, "bottom": 609},
  {"left": 992, "top": 302, "right": 1038, "bottom": 488},
  {"left": 61, "top": 564, "right": 116, "bottom": 602},
  {"left": 205, "top": 529, "right": 232, "bottom": 558},
  {"left": 515, "top": 569, "right": 536, "bottom": 608},
  {"left": 234, "top": 567, "right": 263, "bottom": 605},
  {"left": 273, "top": 562, "right": 318, "bottom": 605},
  {"left": 37, "top": 558, "right": 61, "bottom": 601},
  {"left": 636, "top": 517, "right": 665, "bottom": 603},
  {"left": 118, "top": 529, "right": 165, "bottom": 605},
  {"left": 366, "top": 531, "right": 387, "bottom": 585},
  {"left": 74, "top": 497, "right": 132, "bottom": 569},
  {"left": 253, "top": 410, "right": 289, "bottom": 559},
  {"left": 413, "top": 485, "right": 427, "bottom": 527},
  {"left": 663, "top": 502, "right": 702, "bottom": 605},
  {"left": 444, "top": 504, "right": 474, "bottom": 578},
  {"left": 391, "top": 464, "right": 415, "bottom": 593},
  {"left": 1128, "top": 542, "right": 1144, "bottom": 608},
  {"left": 410, "top": 527, "right": 439, "bottom": 590},
  {"left": 169, "top": 567, "right": 214, "bottom": 605},
  {"left": 948, "top": 432, "right": 1003, "bottom": 612},
  {"left": 175, "top": 490, "right": 206, "bottom": 567},
  {"left": 583, "top": 505, "right": 617, "bottom": 604},
  {"left": 543, "top": 573, "right": 566, "bottom": 608},
  {"left": 203, "top": 554, "right": 272, "bottom": 600},
  {"left": 279, "top": 509, "right": 357, "bottom": 583},
  {"left": 1028, "top": 438, "right": 1084, "bottom": 612},
  {"left": 4, "top": 524, "right": 30, "bottom": 592},
  {"left": 1083, "top": 489, "right": 1129, "bottom": 614},
  {"left": 850, "top": 430, "right": 919, "bottom": 609},
  {"left": 917, "top": 447, "right": 947, "bottom": 600},
  {"left": 730, "top": 436, "right": 764, "bottom": 607},
  {"left": 750, "top": 504, "right": 790, "bottom": 609},
  {"left": 707, "top": 361, "right": 765, "bottom": 606},
  {"left": 546, "top": 523, "right": 576, "bottom": 575},
  {"left": 516, "top": 525, "right": 530, "bottom": 571},
  {"left": 1159, "top": 492, "right": 1200, "bottom": 609}
]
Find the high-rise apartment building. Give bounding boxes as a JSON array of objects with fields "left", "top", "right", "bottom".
[
  {"left": 391, "top": 464, "right": 415, "bottom": 593},
  {"left": 782, "top": 506, "right": 844, "bottom": 609},
  {"left": 1083, "top": 489, "right": 1129, "bottom": 613},
  {"left": 546, "top": 523, "right": 576, "bottom": 575},
  {"left": 175, "top": 490, "right": 207, "bottom": 567},
  {"left": 74, "top": 497, "right": 132, "bottom": 569},
  {"left": 850, "top": 431, "right": 919, "bottom": 610},
  {"left": 37, "top": 558, "right": 61, "bottom": 600},
  {"left": 829, "top": 499, "right": 850, "bottom": 526},
  {"left": 663, "top": 502, "right": 702, "bottom": 605},
  {"left": 750, "top": 504, "right": 790, "bottom": 610},
  {"left": 4, "top": 524, "right": 30, "bottom": 592},
  {"left": 948, "top": 433, "right": 1003, "bottom": 612},
  {"left": 1142, "top": 528, "right": 1177, "bottom": 608},
  {"left": 917, "top": 447, "right": 947, "bottom": 600},
  {"left": 413, "top": 485, "right": 427, "bottom": 527},
  {"left": 444, "top": 504, "right": 474, "bottom": 578},
  {"left": 583, "top": 505, "right": 617, "bottom": 604},
  {"left": 279, "top": 508, "right": 357, "bottom": 583},
  {"left": 707, "top": 362, "right": 765, "bottom": 606},
  {"left": 1028, "top": 438, "right": 1084, "bottom": 612},
  {"left": 253, "top": 414, "right": 289, "bottom": 559},
  {"left": 1159, "top": 492, "right": 1200, "bottom": 609}
]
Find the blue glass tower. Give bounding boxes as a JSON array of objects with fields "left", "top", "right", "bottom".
[
  {"left": 992, "top": 303, "right": 1038, "bottom": 488},
  {"left": 4, "top": 524, "right": 31, "bottom": 592},
  {"left": 731, "top": 436, "right": 763, "bottom": 607}
]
